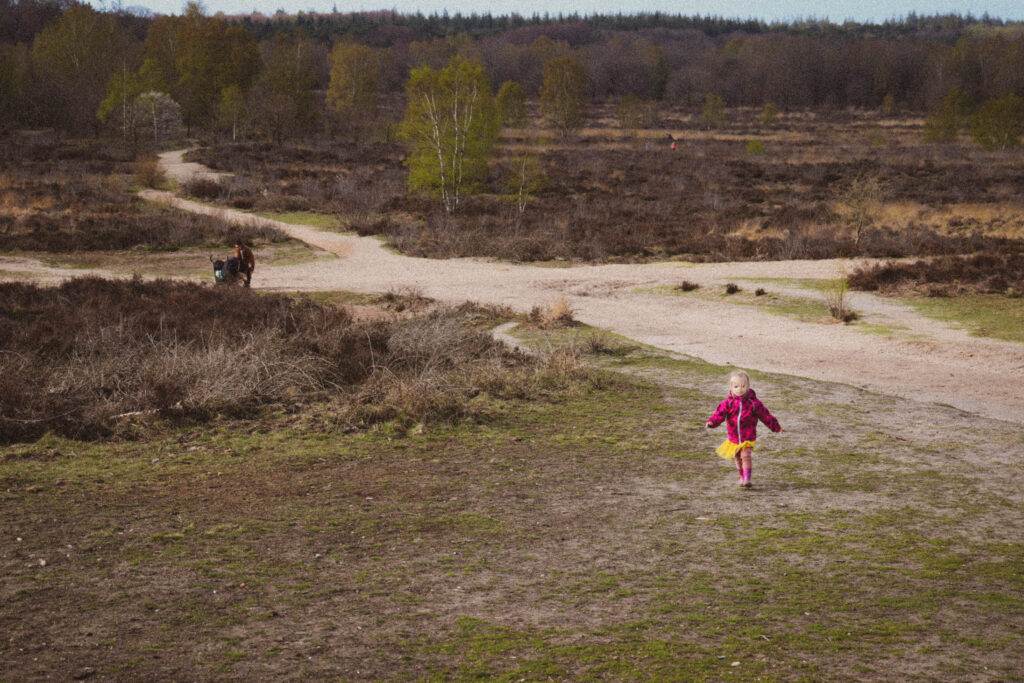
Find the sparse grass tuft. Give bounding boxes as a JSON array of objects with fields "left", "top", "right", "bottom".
[
  {"left": 529, "top": 297, "right": 576, "bottom": 329},
  {"left": 676, "top": 280, "right": 700, "bottom": 292}
]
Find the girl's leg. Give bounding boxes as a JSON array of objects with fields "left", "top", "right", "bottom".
[
  {"left": 740, "top": 448, "right": 753, "bottom": 486},
  {"left": 733, "top": 453, "right": 743, "bottom": 478}
]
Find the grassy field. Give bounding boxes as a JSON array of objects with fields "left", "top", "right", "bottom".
[
  {"left": 656, "top": 283, "right": 848, "bottom": 326},
  {"left": 255, "top": 211, "right": 348, "bottom": 232},
  {"left": 3, "top": 320, "right": 1021, "bottom": 680},
  {"left": 902, "top": 294, "right": 1024, "bottom": 344}
]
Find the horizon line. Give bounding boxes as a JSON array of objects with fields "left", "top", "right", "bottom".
[{"left": 110, "top": 5, "right": 1024, "bottom": 24}]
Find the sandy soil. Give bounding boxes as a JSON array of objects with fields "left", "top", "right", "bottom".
[
  {"left": 0, "top": 256, "right": 116, "bottom": 284},
  {"left": 136, "top": 150, "right": 1024, "bottom": 424}
]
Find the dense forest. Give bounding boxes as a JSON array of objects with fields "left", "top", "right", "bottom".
[{"left": 2, "top": 0, "right": 1024, "bottom": 138}]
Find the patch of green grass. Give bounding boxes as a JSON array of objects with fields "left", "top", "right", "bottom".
[
  {"left": 4, "top": 320, "right": 1022, "bottom": 680},
  {"left": 0, "top": 268, "right": 36, "bottom": 279},
  {"left": 740, "top": 277, "right": 845, "bottom": 293},
  {"left": 509, "top": 320, "right": 732, "bottom": 381},
  {"left": 510, "top": 322, "right": 640, "bottom": 356},
  {"left": 900, "top": 294, "right": 1024, "bottom": 344},
  {"left": 258, "top": 240, "right": 333, "bottom": 266},
  {"left": 855, "top": 321, "right": 908, "bottom": 337},
  {"left": 754, "top": 291, "right": 832, "bottom": 322},
  {"left": 255, "top": 211, "right": 346, "bottom": 231},
  {"left": 289, "top": 290, "right": 380, "bottom": 307},
  {"left": 420, "top": 512, "right": 505, "bottom": 536},
  {"left": 654, "top": 283, "right": 832, "bottom": 323}
]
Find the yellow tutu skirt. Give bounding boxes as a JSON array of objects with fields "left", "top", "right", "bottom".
[{"left": 716, "top": 439, "right": 756, "bottom": 459}]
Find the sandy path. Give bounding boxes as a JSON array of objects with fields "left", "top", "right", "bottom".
[
  {"left": 145, "top": 150, "right": 1024, "bottom": 424},
  {"left": 0, "top": 256, "right": 117, "bottom": 284}
]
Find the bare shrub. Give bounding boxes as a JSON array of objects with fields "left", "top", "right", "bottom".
[
  {"left": 676, "top": 280, "right": 700, "bottom": 292},
  {"left": 183, "top": 177, "right": 224, "bottom": 200},
  {"left": 825, "top": 279, "right": 859, "bottom": 323},
  {"left": 134, "top": 159, "right": 166, "bottom": 189},
  {"left": 755, "top": 288, "right": 767, "bottom": 296},
  {"left": 725, "top": 283, "right": 741, "bottom": 294},
  {"left": 837, "top": 175, "right": 886, "bottom": 253}
]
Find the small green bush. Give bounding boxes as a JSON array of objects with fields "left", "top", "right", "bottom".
[
  {"left": 702, "top": 93, "right": 726, "bottom": 129},
  {"left": 745, "top": 139, "right": 766, "bottom": 155},
  {"left": 970, "top": 94, "right": 1024, "bottom": 151},
  {"left": 759, "top": 102, "right": 779, "bottom": 126},
  {"left": 924, "top": 88, "right": 971, "bottom": 143}
]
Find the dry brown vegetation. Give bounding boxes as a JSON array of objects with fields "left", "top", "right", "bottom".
[
  {"left": 0, "top": 137, "right": 286, "bottom": 252},
  {"left": 187, "top": 108, "right": 1024, "bottom": 263},
  {"left": 527, "top": 296, "right": 577, "bottom": 329},
  {"left": 0, "top": 278, "right": 598, "bottom": 443},
  {"left": 848, "top": 252, "right": 1024, "bottom": 296}
]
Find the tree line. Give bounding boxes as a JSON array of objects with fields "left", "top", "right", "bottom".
[{"left": 3, "top": 1, "right": 1024, "bottom": 139}]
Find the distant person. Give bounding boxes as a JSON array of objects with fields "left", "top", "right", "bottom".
[
  {"left": 233, "top": 240, "right": 255, "bottom": 288},
  {"left": 705, "top": 370, "right": 783, "bottom": 488}
]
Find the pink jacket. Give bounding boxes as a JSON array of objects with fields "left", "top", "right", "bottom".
[{"left": 706, "top": 389, "right": 781, "bottom": 444}]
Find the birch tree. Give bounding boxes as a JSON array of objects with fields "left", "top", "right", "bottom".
[
  {"left": 399, "top": 56, "right": 500, "bottom": 214},
  {"left": 540, "top": 55, "right": 587, "bottom": 137},
  {"left": 327, "top": 42, "right": 382, "bottom": 136}
]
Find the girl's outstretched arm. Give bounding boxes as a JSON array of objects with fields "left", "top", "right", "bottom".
[
  {"left": 754, "top": 401, "right": 782, "bottom": 432},
  {"left": 706, "top": 400, "right": 729, "bottom": 428}
]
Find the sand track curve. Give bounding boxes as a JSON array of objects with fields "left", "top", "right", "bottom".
[{"left": 146, "top": 149, "right": 1023, "bottom": 424}]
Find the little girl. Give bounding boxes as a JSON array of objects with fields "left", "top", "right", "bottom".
[{"left": 705, "top": 370, "right": 782, "bottom": 487}]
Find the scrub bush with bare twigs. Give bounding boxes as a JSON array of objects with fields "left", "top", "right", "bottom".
[{"left": 0, "top": 278, "right": 597, "bottom": 442}]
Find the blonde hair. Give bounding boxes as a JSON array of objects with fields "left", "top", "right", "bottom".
[{"left": 728, "top": 370, "right": 750, "bottom": 386}]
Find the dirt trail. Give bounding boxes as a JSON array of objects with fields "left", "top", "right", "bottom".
[
  {"left": 145, "top": 150, "right": 1024, "bottom": 424},
  {"left": 0, "top": 256, "right": 116, "bottom": 284}
]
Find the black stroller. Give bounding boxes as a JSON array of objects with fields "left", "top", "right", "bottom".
[{"left": 210, "top": 256, "right": 246, "bottom": 286}]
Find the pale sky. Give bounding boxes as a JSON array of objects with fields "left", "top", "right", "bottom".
[{"left": 107, "top": 0, "right": 1024, "bottom": 21}]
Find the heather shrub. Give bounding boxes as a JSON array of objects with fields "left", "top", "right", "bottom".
[
  {"left": 0, "top": 278, "right": 589, "bottom": 442},
  {"left": 183, "top": 177, "right": 224, "bottom": 200},
  {"left": 848, "top": 252, "right": 1024, "bottom": 294},
  {"left": 0, "top": 139, "right": 286, "bottom": 252}
]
